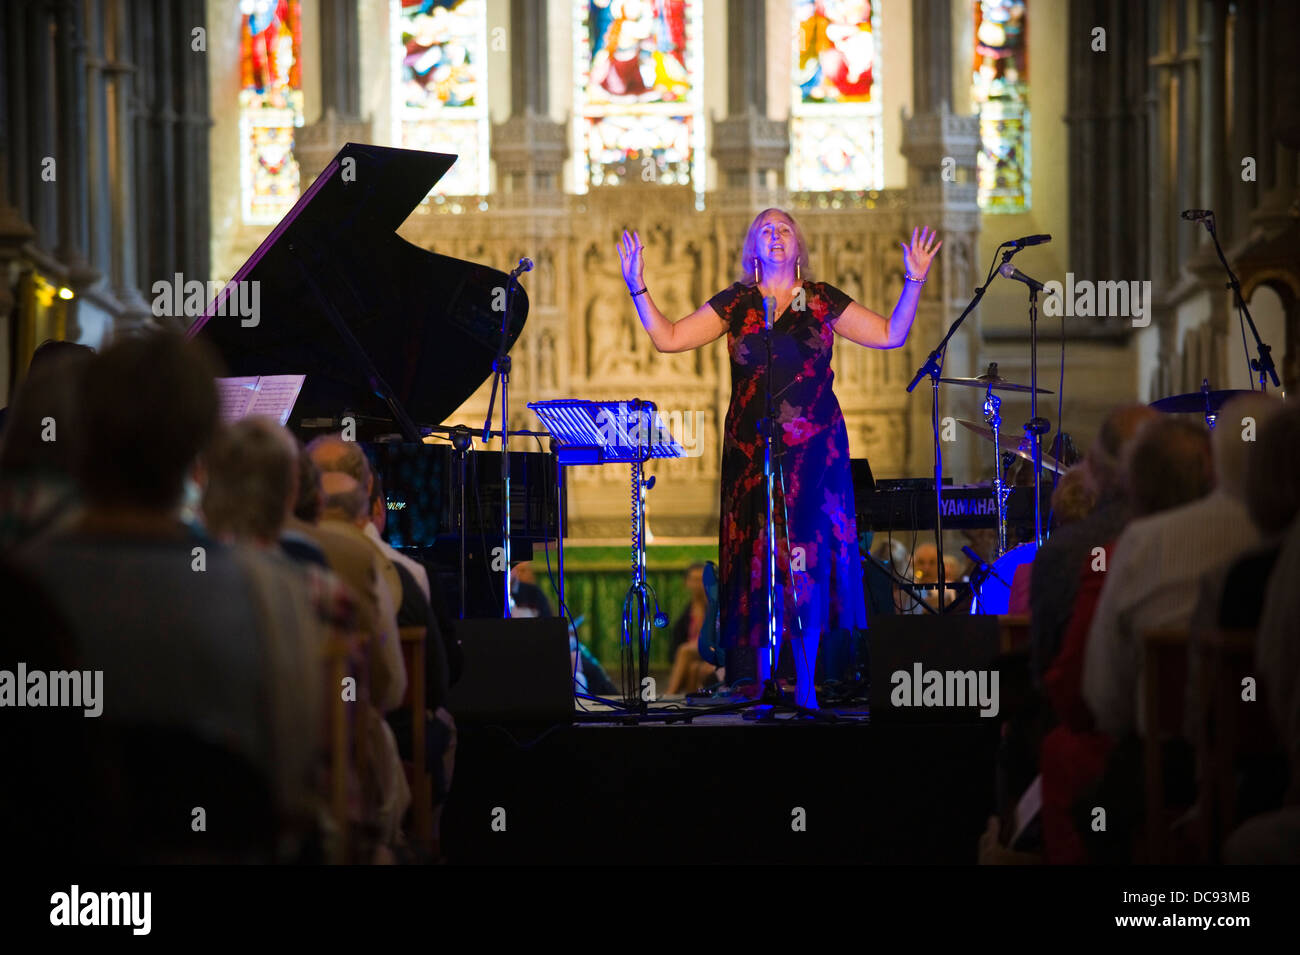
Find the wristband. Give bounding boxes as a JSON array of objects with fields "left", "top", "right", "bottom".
[{"left": 630, "top": 286, "right": 648, "bottom": 297}]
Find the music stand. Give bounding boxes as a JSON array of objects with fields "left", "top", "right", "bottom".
[{"left": 528, "top": 398, "right": 684, "bottom": 715}]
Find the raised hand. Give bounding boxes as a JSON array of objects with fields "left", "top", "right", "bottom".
[
  {"left": 617, "top": 229, "right": 645, "bottom": 292},
  {"left": 900, "top": 226, "right": 943, "bottom": 281}
]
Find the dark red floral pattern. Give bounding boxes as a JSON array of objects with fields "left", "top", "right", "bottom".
[{"left": 707, "top": 281, "right": 869, "bottom": 659}]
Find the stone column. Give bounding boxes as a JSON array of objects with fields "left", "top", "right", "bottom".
[
  {"left": 104, "top": 0, "right": 153, "bottom": 325},
  {"left": 297, "top": 0, "right": 372, "bottom": 184},
  {"left": 128, "top": 0, "right": 211, "bottom": 305},
  {"left": 1251, "top": 0, "right": 1300, "bottom": 231},
  {"left": 0, "top": 5, "right": 37, "bottom": 330},
  {"left": 53, "top": 0, "right": 94, "bottom": 286},
  {"left": 177, "top": 0, "right": 212, "bottom": 288},
  {"left": 1066, "top": 0, "right": 1149, "bottom": 284},
  {"left": 900, "top": 0, "right": 981, "bottom": 476},
  {"left": 711, "top": 0, "right": 788, "bottom": 193},
  {"left": 491, "top": 0, "right": 567, "bottom": 195},
  {"left": 29, "top": 2, "right": 59, "bottom": 249},
  {"left": 1228, "top": 4, "right": 1257, "bottom": 237}
]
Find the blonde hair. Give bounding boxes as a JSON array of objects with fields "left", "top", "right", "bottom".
[
  {"left": 1050, "top": 465, "right": 1097, "bottom": 526},
  {"left": 739, "top": 208, "right": 812, "bottom": 284}
]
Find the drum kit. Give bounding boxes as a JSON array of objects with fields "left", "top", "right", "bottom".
[
  {"left": 903, "top": 212, "right": 1280, "bottom": 616},
  {"left": 934, "top": 362, "right": 1057, "bottom": 614},
  {"left": 934, "top": 365, "right": 1264, "bottom": 614},
  {"left": 941, "top": 362, "right": 1056, "bottom": 555},
  {"left": 1149, "top": 377, "right": 1254, "bottom": 430}
]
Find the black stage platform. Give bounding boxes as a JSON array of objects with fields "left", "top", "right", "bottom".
[{"left": 441, "top": 706, "right": 1000, "bottom": 864}]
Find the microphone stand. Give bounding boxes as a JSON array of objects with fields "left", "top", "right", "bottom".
[
  {"left": 482, "top": 258, "right": 533, "bottom": 618},
  {"left": 762, "top": 297, "right": 779, "bottom": 701},
  {"left": 1018, "top": 249, "right": 1049, "bottom": 547},
  {"left": 448, "top": 425, "right": 474, "bottom": 619},
  {"left": 701, "top": 294, "right": 830, "bottom": 721},
  {"left": 1196, "top": 214, "right": 1280, "bottom": 391},
  {"left": 907, "top": 244, "right": 1011, "bottom": 612}
]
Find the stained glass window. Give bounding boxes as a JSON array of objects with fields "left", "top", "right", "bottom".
[
  {"left": 573, "top": 0, "right": 702, "bottom": 195},
  {"left": 239, "top": 0, "right": 304, "bottom": 225},
  {"left": 789, "top": 0, "right": 883, "bottom": 192},
  {"left": 973, "top": 0, "right": 1029, "bottom": 213},
  {"left": 393, "top": 0, "right": 489, "bottom": 197}
]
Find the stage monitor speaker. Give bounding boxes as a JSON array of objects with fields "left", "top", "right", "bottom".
[
  {"left": 867, "top": 615, "right": 1001, "bottom": 723},
  {"left": 446, "top": 617, "right": 574, "bottom": 723}
]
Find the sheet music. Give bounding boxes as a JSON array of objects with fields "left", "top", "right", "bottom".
[
  {"left": 216, "top": 375, "right": 305, "bottom": 427},
  {"left": 216, "top": 377, "right": 259, "bottom": 421}
]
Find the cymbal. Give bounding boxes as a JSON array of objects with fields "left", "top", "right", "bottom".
[
  {"left": 1150, "top": 388, "right": 1254, "bottom": 414},
  {"left": 939, "top": 373, "right": 1054, "bottom": 394},
  {"left": 955, "top": 418, "right": 1068, "bottom": 475}
]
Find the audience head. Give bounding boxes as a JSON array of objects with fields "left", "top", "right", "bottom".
[
  {"left": 1124, "top": 416, "right": 1213, "bottom": 517},
  {"left": 1084, "top": 404, "right": 1161, "bottom": 501},
  {"left": 0, "top": 345, "right": 95, "bottom": 473},
  {"left": 1212, "top": 394, "right": 1284, "bottom": 500},
  {"left": 319, "top": 470, "right": 368, "bottom": 526},
  {"left": 305, "top": 434, "right": 372, "bottom": 493},
  {"left": 913, "top": 543, "right": 960, "bottom": 583},
  {"left": 1050, "top": 464, "right": 1097, "bottom": 527},
  {"left": 25, "top": 339, "right": 96, "bottom": 375},
  {"left": 685, "top": 562, "right": 705, "bottom": 602},
  {"left": 202, "top": 417, "right": 300, "bottom": 544},
  {"left": 292, "top": 444, "right": 322, "bottom": 524},
  {"left": 1245, "top": 403, "right": 1300, "bottom": 536},
  {"left": 75, "top": 332, "right": 221, "bottom": 512}
]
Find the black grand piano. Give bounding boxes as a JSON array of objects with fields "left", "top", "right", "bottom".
[{"left": 189, "top": 143, "right": 559, "bottom": 617}]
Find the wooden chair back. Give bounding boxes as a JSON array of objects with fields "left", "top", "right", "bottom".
[
  {"left": 321, "top": 635, "right": 353, "bottom": 864},
  {"left": 1140, "top": 627, "right": 1190, "bottom": 863},
  {"left": 1193, "top": 628, "right": 1277, "bottom": 860},
  {"left": 998, "top": 614, "right": 1031, "bottom": 654},
  {"left": 399, "top": 625, "right": 433, "bottom": 852}
]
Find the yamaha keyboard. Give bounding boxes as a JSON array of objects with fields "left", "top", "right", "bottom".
[{"left": 856, "top": 479, "right": 1053, "bottom": 532}]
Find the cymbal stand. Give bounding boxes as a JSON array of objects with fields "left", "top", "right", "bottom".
[
  {"left": 981, "top": 377, "right": 1011, "bottom": 558},
  {"left": 909, "top": 243, "right": 1014, "bottom": 608}
]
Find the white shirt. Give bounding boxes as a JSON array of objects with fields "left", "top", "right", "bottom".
[
  {"left": 364, "top": 521, "right": 431, "bottom": 603},
  {"left": 1083, "top": 491, "right": 1260, "bottom": 736}
]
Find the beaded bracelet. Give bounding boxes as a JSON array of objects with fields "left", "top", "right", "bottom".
[{"left": 905, "top": 271, "right": 927, "bottom": 284}]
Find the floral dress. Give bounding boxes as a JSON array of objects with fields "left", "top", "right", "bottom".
[{"left": 707, "top": 281, "right": 868, "bottom": 670}]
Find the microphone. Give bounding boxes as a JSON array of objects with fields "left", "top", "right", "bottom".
[
  {"left": 1006, "top": 234, "right": 1051, "bottom": 248},
  {"left": 509, "top": 257, "right": 534, "bottom": 278},
  {"left": 998, "top": 261, "right": 1056, "bottom": 295},
  {"left": 1180, "top": 209, "right": 1214, "bottom": 221},
  {"left": 763, "top": 296, "right": 777, "bottom": 331}
]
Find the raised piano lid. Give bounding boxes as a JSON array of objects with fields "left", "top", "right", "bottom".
[{"left": 188, "top": 143, "right": 528, "bottom": 436}]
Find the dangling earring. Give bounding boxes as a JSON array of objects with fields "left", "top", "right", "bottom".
[
  {"left": 753, "top": 258, "right": 760, "bottom": 285},
  {"left": 796, "top": 260, "right": 802, "bottom": 283}
]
